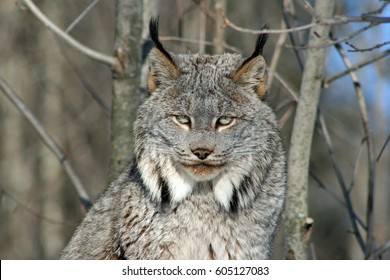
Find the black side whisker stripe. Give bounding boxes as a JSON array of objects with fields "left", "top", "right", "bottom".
[
  {"left": 158, "top": 175, "right": 171, "bottom": 207},
  {"left": 129, "top": 159, "right": 151, "bottom": 200},
  {"left": 229, "top": 187, "right": 239, "bottom": 214},
  {"left": 238, "top": 175, "right": 253, "bottom": 198},
  {"left": 129, "top": 158, "right": 142, "bottom": 183}
]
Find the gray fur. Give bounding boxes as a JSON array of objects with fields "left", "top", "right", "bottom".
[{"left": 61, "top": 22, "right": 286, "bottom": 260}]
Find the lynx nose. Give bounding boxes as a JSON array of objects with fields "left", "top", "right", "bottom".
[{"left": 191, "top": 148, "right": 213, "bottom": 160}]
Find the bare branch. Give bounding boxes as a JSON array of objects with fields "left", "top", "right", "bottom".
[
  {"left": 323, "top": 49, "right": 390, "bottom": 87},
  {"left": 217, "top": 6, "right": 390, "bottom": 35},
  {"left": 282, "top": 0, "right": 305, "bottom": 70},
  {"left": 278, "top": 104, "right": 295, "bottom": 129},
  {"left": 348, "top": 138, "right": 365, "bottom": 193},
  {"left": 0, "top": 76, "right": 92, "bottom": 211},
  {"left": 218, "top": 6, "right": 317, "bottom": 34},
  {"left": 160, "top": 36, "right": 241, "bottom": 53},
  {"left": 360, "top": 15, "right": 390, "bottom": 23},
  {"left": 1, "top": 189, "right": 77, "bottom": 226},
  {"left": 273, "top": 71, "right": 299, "bottom": 102},
  {"left": 368, "top": 239, "right": 390, "bottom": 260},
  {"left": 21, "top": 0, "right": 119, "bottom": 70},
  {"left": 268, "top": 18, "right": 288, "bottom": 87},
  {"left": 296, "top": 0, "right": 315, "bottom": 16},
  {"left": 288, "top": 23, "right": 375, "bottom": 50},
  {"left": 362, "top": 1, "right": 389, "bottom": 16},
  {"left": 65, "top": 0, "right": 102, "bottom": 33},
  {"left": 377, "top": 134, "right": 390, "bottom": 162},
  {"left": 193, "top": 0, "right": 216, "bottom": 19},
  {"left": 54, "top": 37, "right": 110, "bottom": 118},
  {"left": 310, "top": 170, "right": 367, "bottom": 230},
  {"left": 346, "top": 40, "right": 390, "bottom": 52},
  {"left": 333, "top": 42, "right": 377, "bottom": 258},
  {"left": 317, "top": 113, "right": 366, "bottom": 252}
]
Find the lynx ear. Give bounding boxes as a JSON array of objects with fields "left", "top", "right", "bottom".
[
  {"left": 232, "top": 30, "right": 268, "bottom": 100},
  {"left": 148, "top": 18, "right": 180, "bottom": 94}
]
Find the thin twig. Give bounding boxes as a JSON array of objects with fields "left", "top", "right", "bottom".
[
  {"left": 273, "top": 71, "right": 299, "bottom": 102},
  {"left": 362, "top": 2, "right": 389, "bottom": 16},
  {"left": 21, "top": 0, "right": 118, "bottom": 70},
  {"left": 288, "top": 23, "right": 374, "bottom": 50},
  {"left": 333, "top": 42, "right": 376, "bottom": 259},
  {"left": 282, "top": 0, "right": 305, "bottom": 70},
  {"left": 65, "top": 0, "right": 102, "bottom": 33},
  {"left": 218, "top": 6, "right": 317, "bottom": 34},
  {"left": 330, "top": 23, "right": 374, "bottom": 47},
  {"left": 323, "top": 49, "right": 390, "bottom": 87},
  {"left": 376, "top": 134, "right": 390, "bottom": 162},
  {"left": 310, "top": 171, "right": 367, "bottom": 230},
  {"left": 218, "top": 7, "right": 390, "bottom": 35},
  {"left": 268, "top": 18, "right": 288, "bottom": 87},
  {"left": 296, "top": 0, "right": 316, "bottom": 16},
  {"left": 348, "top": 138, "right": 365, "bottom": 193},
  {"left": 346, "top": 40, "right": 390, "bottom": 52},
  {"left": 1, "top": 189, "right": 77, "bottom": 226},
  {"left": 278, "top": 104, "right": 295, "bottom": 129},
  {"left": 0, "top": 76, "right": 92, "bottom": 211},
  {"left": 289, "top": 0, "right": 383, "bottom": 50},
  {"left": 54, "top": 37, "right": 110, "bottom": 117},
  {"left": 193, "top": 0, "right": 216, "bottom": 19},
  {"left": 368, "top": 239, "right": 390, "bottom": 260},
  {"left": 160, "top": 36, "right": 241, "bottom": 53},
  {"left": 317, "top": 112, "right": 366, "bottom": 252}
]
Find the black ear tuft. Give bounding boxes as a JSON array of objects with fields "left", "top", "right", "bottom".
[
  {"left": 149, "top": 17, "right": 175, "bottom": 64},
  {"left": 254, "top": 24, "right": 269, "bottom": 56},
  {"left": 240, "top": 24, "right": 269, "bottom": 67}
]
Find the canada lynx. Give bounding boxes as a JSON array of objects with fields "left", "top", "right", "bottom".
[{"left": 61, "top": 18, "right": 286, "bottom": 260}]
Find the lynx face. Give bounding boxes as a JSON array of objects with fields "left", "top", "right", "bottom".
[
  {"left": 144, "top": 54, "right": 267, "bottom": 183},
  {"left": 134, "top": 19, "right": 278, "bottom": 210}
]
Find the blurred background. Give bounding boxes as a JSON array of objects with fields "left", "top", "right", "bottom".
[{"left": 0, "top": 0, "right": 389, "bottom": 259}]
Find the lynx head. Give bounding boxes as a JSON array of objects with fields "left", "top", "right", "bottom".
[{"left": 134, "top": 18, "right": 281, "bottom": 211}]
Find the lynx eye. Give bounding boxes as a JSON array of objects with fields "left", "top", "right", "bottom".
[
  {"left": 217, "top": 116, "right": 234, "bottom": 126},
  {"left": 174, "top": 115, "right": 191, "bottom": 125}
]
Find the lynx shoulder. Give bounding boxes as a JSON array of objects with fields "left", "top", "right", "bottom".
[{"left": 61, "top": 18, "right": 286, "bottom": 260}]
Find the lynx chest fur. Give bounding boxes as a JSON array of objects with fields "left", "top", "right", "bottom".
[{"left": 61, "top": 19, "right": 286, "bottom": 260}]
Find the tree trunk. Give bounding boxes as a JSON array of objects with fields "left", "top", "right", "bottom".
[
  {"left": 284, "top": 0, "right": 335, "bottom": 260},
  {"left": 109, "top": 0, "right": 143, "bottom": 180}
]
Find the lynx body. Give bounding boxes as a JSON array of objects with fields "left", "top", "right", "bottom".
[{"left": 61, "top": 19, "right": 286, "bottom": 260}]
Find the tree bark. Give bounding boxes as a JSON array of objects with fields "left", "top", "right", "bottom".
[
  {"left": 109, "top": 0, "right": 143, "bottom": 180},
  {"left": 285, "top": 0, "right": 335, "bottom": 260},
  {"left": 213, "top": 0, "right": 226, "bottom": 54}
]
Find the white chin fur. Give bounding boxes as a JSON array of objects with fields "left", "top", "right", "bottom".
[
  {"left": 166, "top": 168, "right": 195, "bottom": 202},
  {"left": 213, "top": 171, "right": 244, "bottom": 211}
]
